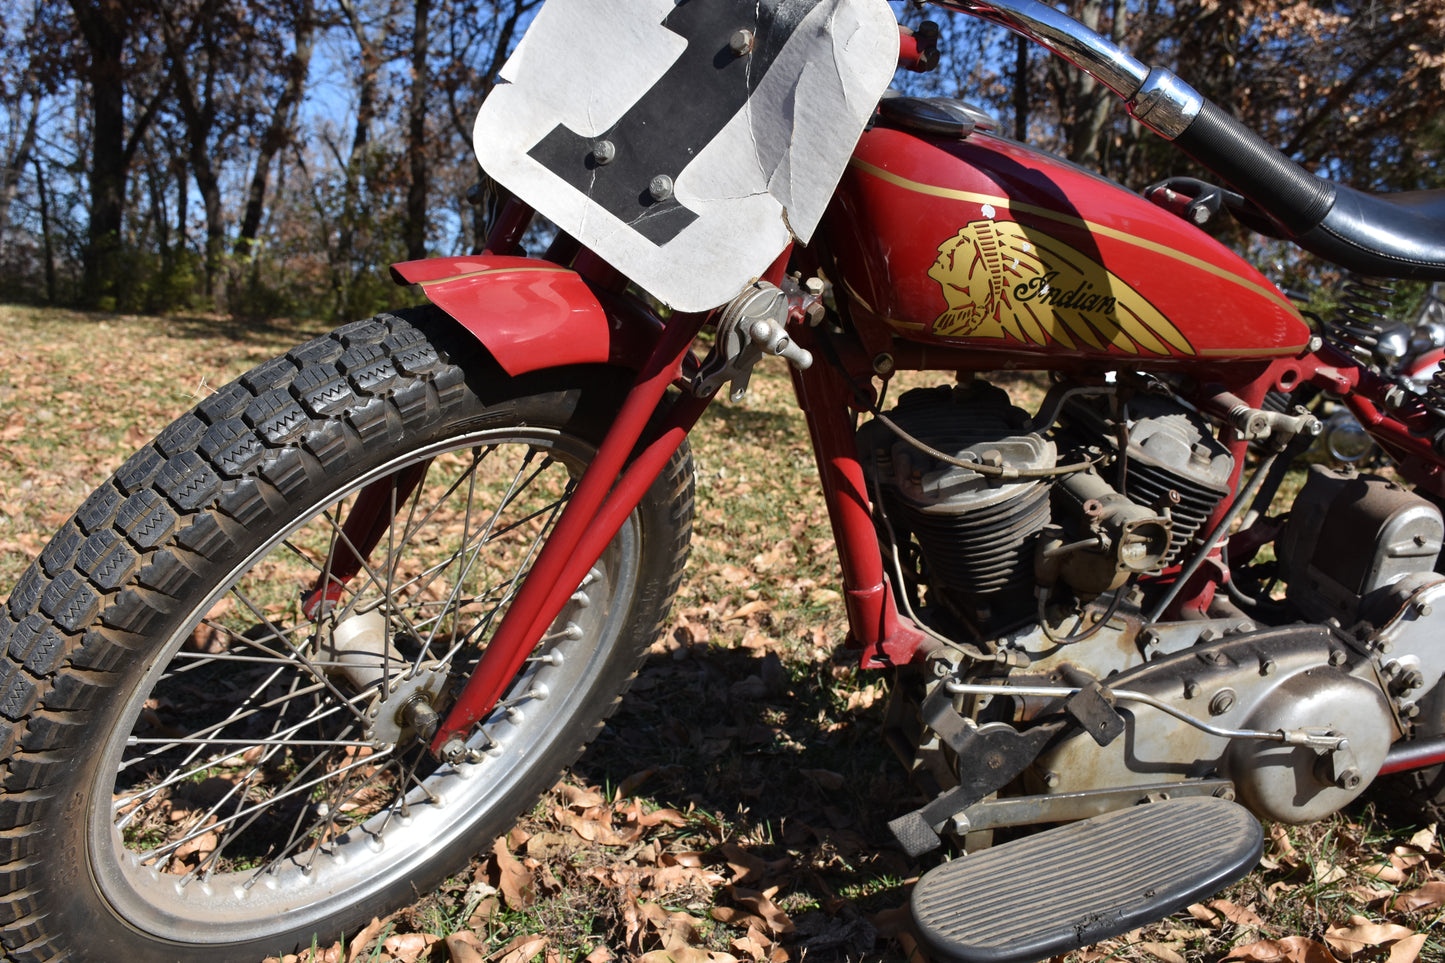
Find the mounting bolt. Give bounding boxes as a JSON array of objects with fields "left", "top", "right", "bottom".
[
  {"left": 1259, "top": 657, "right": 1276, "bottom": 676},
  {"left": 1043, "top": 770, "right": 1061, "bottom": 788},
  {"left": 1329, "top": 648, "right": 1348, "bottom": 666},
  {"left": 1213, "top": 786, "right": 1236, "bottom": 801},
  {"left": 1184, "top": 680, "right": 1201, "bottom": 699},
  {"left": 872, "top": 353, "right": 895, "bottom": 376},
  {"left": 1209, "top": 688, "right": 1237, "bottom": 716},
  {"left": 729, "top": 28, "right": 755, "bottom": 55},
  {"left": 1336, "top": 766, "right": 1363, "bottom": 791},
  {"left": 591, "top": 139, "right": 616, "bottom": 166},
  {"left": 438, "top": 735, "right": 468, "bottom": 764},
  {"left": 648, "top": 174, "right": 674, "bottom": 202}
]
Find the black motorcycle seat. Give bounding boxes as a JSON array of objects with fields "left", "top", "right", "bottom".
[{"left": 1300, "top": 184, "right": 1445, "bottom": 281}]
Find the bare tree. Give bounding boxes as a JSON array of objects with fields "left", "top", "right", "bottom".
[
  {"left": 404, "top": 0, "right": 431, "bottom": 260},
  {"left": 235, "top": 0, "right": 317, "bottom": 261},
  {"left": 65, "top": 0, "right": 168, "bottom": 306}
]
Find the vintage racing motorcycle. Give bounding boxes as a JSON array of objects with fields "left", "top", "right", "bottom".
[{"left": 2, "top": 0, "right": 1445, "bottom": 960}]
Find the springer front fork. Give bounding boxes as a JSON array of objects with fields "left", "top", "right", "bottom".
[{"left": 300, "top": 208, "right": 926, "bottom": 761}]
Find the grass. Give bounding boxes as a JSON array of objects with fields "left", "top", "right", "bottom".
[{"left": 0, "top": 304, "right": 1442, "bottom": 963}]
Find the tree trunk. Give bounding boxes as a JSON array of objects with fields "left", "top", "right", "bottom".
[
  {"left": 333, "top": 0, "right": 385, "bottom": 314},
  {"left": 68, "top": 0, "right": 129, "bottom": 306},
  {"left": 235, "top": 0, "right": 315, "bottom": 258},
  {"left": 159, "top": 0, "right": 228, "bottom": 308},
  {"left": 404, "top": 0, "right": 432, "bottom": 261},
  {"left": 32, "top": 154, "right": 55, "bottom": 303},
  {"left": 0, "top": 100, "right": 39, "bottom": 260}
]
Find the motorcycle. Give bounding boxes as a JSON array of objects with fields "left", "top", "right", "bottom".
[{"left": 3, "top": 0, "right": 1444, "bottom": 960}]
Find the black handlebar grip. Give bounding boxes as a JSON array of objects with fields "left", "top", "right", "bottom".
[{"left": 1172, "top": 99, "right": 1335, "bottom": 238}]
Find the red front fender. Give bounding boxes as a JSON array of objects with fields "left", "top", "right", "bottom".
[{"left": 390, "top": 255, "right": 659, "bottom": 376}]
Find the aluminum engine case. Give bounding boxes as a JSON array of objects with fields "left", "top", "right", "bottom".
[{"left": 1278, "top": 465, "right": 1443, "bottom": 625}]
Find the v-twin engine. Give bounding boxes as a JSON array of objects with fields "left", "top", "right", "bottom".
[{"left": 860, "top": 379, "right": 1233, "bottom": 635}]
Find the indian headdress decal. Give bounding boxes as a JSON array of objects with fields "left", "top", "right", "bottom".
[{"left": 928, "top": 217, "right": 1195, "bottom": 356}]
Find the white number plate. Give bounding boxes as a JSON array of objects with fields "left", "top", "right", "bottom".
[{"left": 474, "top": 0, "right": 898, "bottom": 312}]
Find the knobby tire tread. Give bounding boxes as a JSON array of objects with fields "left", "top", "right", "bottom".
[{"left": 0, "top": 305, "right": 694, "bottom": 962}]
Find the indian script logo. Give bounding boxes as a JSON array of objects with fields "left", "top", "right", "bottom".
[{"left": 927, "top": 218, "right": 1195, "bottom": 356}]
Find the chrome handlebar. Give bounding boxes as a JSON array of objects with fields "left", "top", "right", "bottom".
[{"left": 925, "top": 0, "right": 1202, "bottom": 139}]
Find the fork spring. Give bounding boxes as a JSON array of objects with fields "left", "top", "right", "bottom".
[{"left": 1323, "top": 274, "right": 1395, "bottom": 364}]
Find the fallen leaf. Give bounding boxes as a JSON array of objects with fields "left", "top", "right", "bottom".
[
  {"left": 1187, "top": 904, "right": 1218, "bottom": 926},
  {"left": 557, "top": 782, "right": 605, "bottom": 810},
  {"left": 718, "top": 843, "right": 791, "bottom": 885},
  {"left": 1136, "top": 942, "right": 1186, "bottom": 963},
  {"left": 444, "top": 932, "right": 487, "bottom": 963},
  {"left": 617, "top": 769, "right": 655, "bottom": 797},
  {"left": 1391, "top": 880, "right": 1445, "bottom": 913},
  {"left": 524, "top": 831, "right": 577, "bottom": 860},
  {"left": 1223, "top": 936, "right": 1339, "bottom": 962},
  {"left": 170, "top": 827, "right": 219, "bottom": 867},
  {"left": 379, "top": 932, "right": 437, "bottom": 963},
  {"left": 492, "top": 836, "right": 536, "bottom": 909},
  {"left": 1209, "top": 899, "right": 1267, "bottom": 930},
  {"left": 1387, "top": 934, "right": 1427, "bottom": 963},
  {"left": 346, "top": 918, "right": 389, "bottom": 963},
  {"left": 723, "top": 599, "right": 771, "bottom": 622},
  {"left": 1268, "top": 825, "right": 1300, "bottom": 867},
  {"left": 724, "top": 887, "right": 795, "bottom": 937},
  {"left": 489, "top": 934, "right": 547, "bottom": 963},
  {"left": 556, "top": 808, "right": 631, "bottom": 846},
  {"left": 1324, "top": 916, "right": 1414, "bottom": 956},
  {"left": 731, "top": 926, "right": 773, "bottom": 962},
  {"left": 637, "top": 950, "right": 738, "bottom": 963}
]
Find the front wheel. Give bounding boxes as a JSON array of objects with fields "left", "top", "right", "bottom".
[{"left": 0, "top": 307, "right": 693, "bottom": 962}]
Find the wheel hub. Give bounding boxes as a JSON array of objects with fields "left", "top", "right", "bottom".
[{"left": 363, "top": 661, "right": 451, "bottom": 746}]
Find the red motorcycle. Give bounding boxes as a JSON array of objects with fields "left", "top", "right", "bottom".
[{"left": 3, "top": 1, "right": 1444, "bottom": 960}]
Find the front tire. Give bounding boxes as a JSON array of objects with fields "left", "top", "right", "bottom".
[{"left": 0, "top": 307, "right": 693, "bottom": 961}]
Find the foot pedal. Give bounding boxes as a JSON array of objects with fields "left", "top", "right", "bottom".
[{"left": 910, "top": 796, "right": 1262, "bottom": 963}]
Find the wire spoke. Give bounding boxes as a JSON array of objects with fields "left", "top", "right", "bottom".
[{"left": 135, "top": 745, "right": 394, "bottom": 867}]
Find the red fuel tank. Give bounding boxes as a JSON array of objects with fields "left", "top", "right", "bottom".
[{"left": 820, "top": 113, "right": 1310, "bottom": 364}]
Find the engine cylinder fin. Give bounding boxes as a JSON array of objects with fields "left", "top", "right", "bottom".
[
  {"left": 1123, "top": 461, "right": 1226, "bottom": 562},
  {"left": 900, "top": 482, "right": 1052, "bottom": 599}
]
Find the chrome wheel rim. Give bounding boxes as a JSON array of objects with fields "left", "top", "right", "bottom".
[{"left": 87, "top": 427, "right": 641, "bottom": 941}]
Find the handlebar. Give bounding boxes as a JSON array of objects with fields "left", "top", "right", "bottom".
[
  {"left": 927, "top": 0, "right": 1445, "bottom": 282},
  {"left": 897, "top": 21, "right": 942, "bottom": 73}
]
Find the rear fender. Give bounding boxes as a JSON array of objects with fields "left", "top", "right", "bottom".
[{"left": 390, "top": 255, "right": 659, "bottom": 375}]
